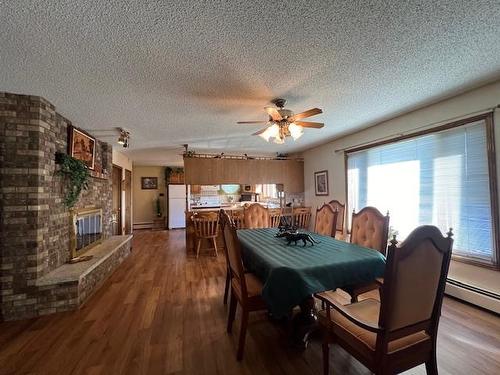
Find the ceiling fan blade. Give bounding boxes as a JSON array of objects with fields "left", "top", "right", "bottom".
[
  {"left": 264, "top": 106, "right": 283, "bottom": 122},
  {"left": 290, "top": 108, "right": 323, "bottom": 122},
  {"left": 295, "top": 121, "right": 324, "bottom": 129},
  {"left": 252, "top": 128, "right": 268, "bottom": 136},
  {"left": 237, "top": 121, "right": 268, "bottom": 124}
]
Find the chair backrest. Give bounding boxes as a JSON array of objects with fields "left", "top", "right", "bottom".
[
  {"left": 350, "top": 207, "right": 389, "bottom": 253},
  {"left": 378, "top": 226, "right": 453, "bottom": 340},
  {"left": 191, "top": 212, "right": 219, "bottom": 237},
  {"left": 268, "top": 208, "right": 282, "bottom": 228},
  {"left": 243, "top": 203, "right": 270, "bottom": 229},
  {"left": 314, "top": 204, "right": 338, "bottom": 237},
  {"left": 294, "top": 207, "right": 312, "bottom": 229},
  {"left": 220, "top": 211, "right": 248, "bottom": 297},
  {"left": 231, "top": 210, "right": 245, "bottom": 229},
  {"left": 328, "top": 200, "right": 345, "bottom": 233}
]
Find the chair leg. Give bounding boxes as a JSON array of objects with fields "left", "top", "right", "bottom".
[
  {"left": 212, "top": 237, "right": 218, "bottom": 257},
  {"left": 322, "top": 341, "right": 330, "bottom": 375},
  {"left": 223, "top": 267, "right": 230, "bottom": 305},
  {"left": 425, "top": 347, "right": 438, "bottom": 375},
  {"left": 236, "top": 309, "right": 249, "bottom": 361},
  {"left": 227, "top": 289, "right": 237, "bottom": 334},
  {"left": 196, "top": 239, "right": 201, "bottom": 258}
]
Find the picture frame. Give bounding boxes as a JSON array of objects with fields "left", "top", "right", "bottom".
[
  {"left": 314, "top": 170, "right": 329, "bottom": 196},
  {"left": 141, "top": 177, "right": 158, "bottom": 190},
  {"left": 68, "top": 126, "right": 96, "bottom": 170}
]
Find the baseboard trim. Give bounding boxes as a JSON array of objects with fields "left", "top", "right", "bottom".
[{"left": 133, "top": 222, "right": 153, "bottom": 230}]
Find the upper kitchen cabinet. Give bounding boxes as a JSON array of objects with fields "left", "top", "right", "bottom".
[{"left": 183, "top": 157, "right": 304, "bottom": 192}]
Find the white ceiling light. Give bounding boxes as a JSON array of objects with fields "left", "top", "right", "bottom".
[{"left": 288, "top": 123, "right": 304, "bottom": 140}]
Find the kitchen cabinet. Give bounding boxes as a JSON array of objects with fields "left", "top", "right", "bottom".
[{"left": 184, "top": 158, "right": 304, "bottom": 192}]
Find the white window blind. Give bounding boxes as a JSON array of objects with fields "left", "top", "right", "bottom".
[{"left": 347, "top": 119, "right": 495, "bottom": 263}]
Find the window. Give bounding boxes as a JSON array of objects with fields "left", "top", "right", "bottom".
[
  {"left": 347, "top": 115, "right": 498, "bottom": 266},
  {"left": 255, "top": 184, "right": 278, "bottom": 199}
]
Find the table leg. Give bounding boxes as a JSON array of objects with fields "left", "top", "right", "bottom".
[{"left": 291, "top": 295, "right": 318, "bottom": 349}]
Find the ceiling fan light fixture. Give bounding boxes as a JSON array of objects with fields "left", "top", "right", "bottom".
[
  {"left": 288, "top": 123, "right": 304, "bottom": 140},
  {"left": 273, "top": 135, "right": 285, "bottom": 145},
  {"left": 259, "top": 128, "right": 272, "bottom": 142},
  {"left": 268, "top": 123, "right": 280, "bottom": 139}
]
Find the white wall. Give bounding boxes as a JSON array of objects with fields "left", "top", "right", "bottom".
[
  {"left": 132, "top": 166, "right": 166, "bottom": 228},
  {"left": 112, "top": 148, "right": 133, "bottom": 234},
  {"left": 304, "top": 80, "right": 500, "bottom": 231}
]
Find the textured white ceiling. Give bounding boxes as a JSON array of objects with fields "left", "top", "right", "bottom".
[{"left": 1, "top": 1, "right": 499, "bottom": 165}]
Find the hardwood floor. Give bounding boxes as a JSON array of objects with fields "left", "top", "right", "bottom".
[{"left": 0, "top": 230, "right": 499, "bottom": 375}]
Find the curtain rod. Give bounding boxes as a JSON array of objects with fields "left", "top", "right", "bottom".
[{"left": 334, "top": 105, "right": 499, "bottom": 153}]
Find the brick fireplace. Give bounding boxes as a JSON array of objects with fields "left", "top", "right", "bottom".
[{"left": 0, "top": 92, "right": 132, "bottom": 321}]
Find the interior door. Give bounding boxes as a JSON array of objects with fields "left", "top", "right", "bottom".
[
  {"left": 112, "top": 165, "right": 122, "bottom": 235},
  {"left": 124, "top": 169, "right": 132, "bottom": 234}
]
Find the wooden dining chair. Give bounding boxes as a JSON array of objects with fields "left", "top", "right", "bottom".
[
  {"left": 316, "top": 225, "right": 453, "bottom": 375},
  {"left": 220, "top": 210, "right": 233, "bottom": 305},
  {"left": 342, "top": 207, "right": 390, "bottom": 302},
  {"left": 243, "top": 203, "right": 270, "bottom": 229},
  {"left": 191, "top": 212, "right": 220, "bottom": 258},
  {"left": 221, "top": 211, "right": 267, "bottom": 361},
  {"left": 268, "top": 208, "right": 282, "bottom": 228},
  {"left": 314, "top": 204, "right": 338, "bottom": 237},
  {"left": 294, "top": 207, "right": 312, "bottom": 229},
  {"left": 231, "top": 210, "right": 245, "bottom": 229},
  {"left": 328, "top": 200, "right": 345, "bottom": 236}
]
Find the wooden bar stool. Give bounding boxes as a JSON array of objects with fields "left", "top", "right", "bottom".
[
  {"left": 293, "top": 207, "right": 312, "bottom": 229},
  {"left": 191, "top": 212, "right": 220, "bottom": 258},
  {"left": 268, "top": 208, "right": 282, "bottom": 228}
]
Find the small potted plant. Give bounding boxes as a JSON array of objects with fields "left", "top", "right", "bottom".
[{"left": 155, "top": 197, "right": 162, "bottom": 218}]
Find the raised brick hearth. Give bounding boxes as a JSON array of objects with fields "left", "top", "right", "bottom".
[{"left": 0, "top": 92, "right": 131, "bottom": 321}]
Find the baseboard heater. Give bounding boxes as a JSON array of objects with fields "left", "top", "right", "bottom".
[
  {"left": 446, "top": 278, "right": 500, "bottom": 314},
  {"left": 133, "top": 222, "right": 153, "bottom": 230}
]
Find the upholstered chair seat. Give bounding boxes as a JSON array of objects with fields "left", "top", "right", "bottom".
[{"left": 318, "top": 298, "right": 431, "bottom": 362}]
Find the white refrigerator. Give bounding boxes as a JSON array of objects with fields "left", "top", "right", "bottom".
[{"left": 168, "top": 184, "right": 186, "bottom": 229}]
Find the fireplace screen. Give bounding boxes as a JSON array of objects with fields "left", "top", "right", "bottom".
[{"left": 71, "top": 208, "right": 103, "bottom": 258}]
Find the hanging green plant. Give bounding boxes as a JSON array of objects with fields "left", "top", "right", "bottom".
[
  {"left": 165, "top": 166, "right": 184, "bottom": 181},
  {"left": 55, "top": 152, "right": 90, "bottom": 208}
]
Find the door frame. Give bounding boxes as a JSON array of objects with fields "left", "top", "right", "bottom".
[{"left": 112, "top": 164, "right": 123, "bottom": 235}]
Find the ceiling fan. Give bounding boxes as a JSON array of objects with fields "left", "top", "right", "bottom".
[{"left": 237, "top": 98, "right": 324, "bottom": 144}]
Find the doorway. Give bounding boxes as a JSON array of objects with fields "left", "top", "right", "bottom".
[{"left": 112, "top": 165, "right": 122, "bottom": 235}]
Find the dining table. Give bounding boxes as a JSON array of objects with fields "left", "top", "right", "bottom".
[{"left": 236, "top": 227, "right": 386, "bottom": 347}]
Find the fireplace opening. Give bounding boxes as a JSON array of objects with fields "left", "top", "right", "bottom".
[{"left": 70, "top": 208, "right": 103, "bottom": 259}]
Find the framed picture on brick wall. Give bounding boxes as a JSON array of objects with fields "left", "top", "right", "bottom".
[{"left": 68, "top": 126, "right": 96, "bottom": 170}]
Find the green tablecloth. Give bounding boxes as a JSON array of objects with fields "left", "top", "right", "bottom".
[{"left": 237, "top": 228, "right": 386, "bottom": 317}]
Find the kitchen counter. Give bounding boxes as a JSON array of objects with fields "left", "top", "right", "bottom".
[{"left": 188, "top": 202, "right": 282, "bottom": 212}]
